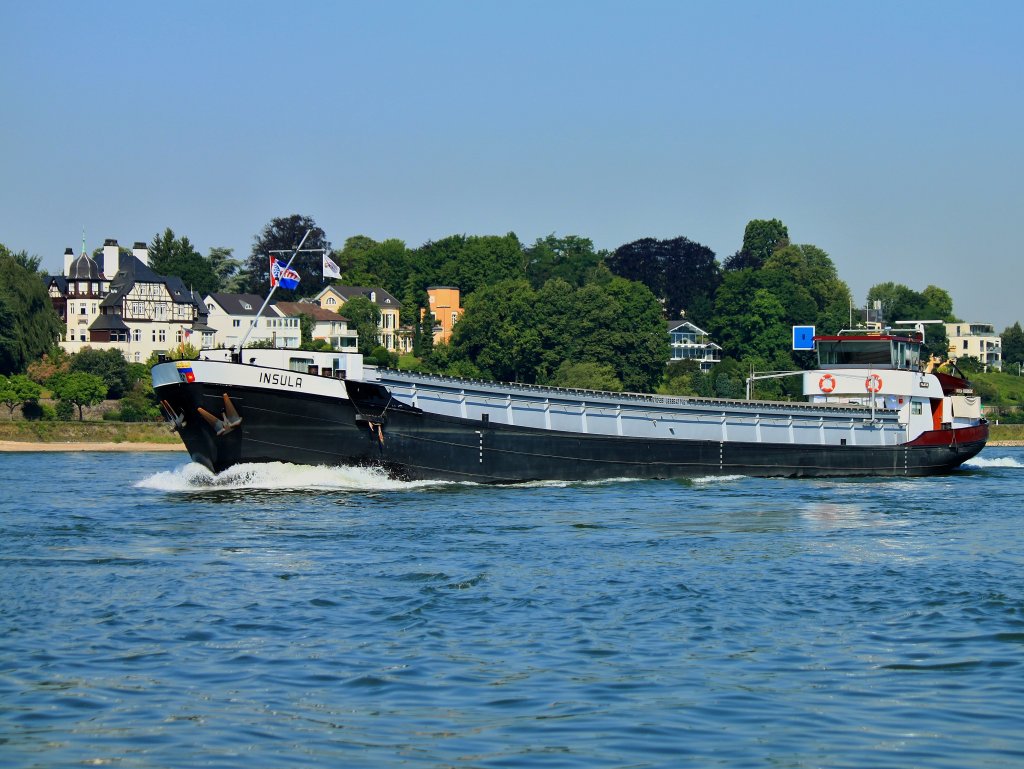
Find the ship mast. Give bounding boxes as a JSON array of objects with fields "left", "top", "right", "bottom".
[{"left": 238, "top": 229, "right": 319, "bottom": 350}]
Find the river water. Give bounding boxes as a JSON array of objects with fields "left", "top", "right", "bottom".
[{"left": 2, "top": 448, "right": 1023, "bottom": 768}]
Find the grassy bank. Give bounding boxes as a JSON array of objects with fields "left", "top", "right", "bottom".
[
  {"left": 990, "top": 423, "right": 1024, "bottom": 442},
  {"left": 0, "top": 421, "right": 178, "bottom": 444}
]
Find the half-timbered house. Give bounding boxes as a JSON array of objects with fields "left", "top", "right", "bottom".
[{"left": 47, "top": 238, "right": 211, "bottom": 362}]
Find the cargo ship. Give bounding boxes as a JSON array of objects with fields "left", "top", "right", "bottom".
[{"left": 152, "top": 325, "right": 987, "bottom": 481}]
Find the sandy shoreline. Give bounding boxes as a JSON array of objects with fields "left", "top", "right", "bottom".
[{"left": 0, "top": 440, "right": 185, "bottom": 452}]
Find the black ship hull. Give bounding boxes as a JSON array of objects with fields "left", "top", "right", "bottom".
[{"left": 156, "top": 379, "right": 988, "bottom": 482}]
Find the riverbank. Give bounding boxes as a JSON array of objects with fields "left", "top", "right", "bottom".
[
  {"left": 0, "top": 421, "right": 180, "bottom": 447},
  {"left": 0, "top": 441, "right": 183, "bottom": 452}
]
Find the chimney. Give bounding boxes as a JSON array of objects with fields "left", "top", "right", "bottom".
[
  {"left": 63, "top": 247, "right": 74, "bottom": 276},
  {"left": 133, "top": 241, "right": 149, "bottom": 266},
  {"left": 103, "top": 238, "right": 119, "bottom": 277}
]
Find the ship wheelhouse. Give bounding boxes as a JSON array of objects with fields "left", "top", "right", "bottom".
[{"left": 814, "top": 331, "right": 923, "bottom": 372}]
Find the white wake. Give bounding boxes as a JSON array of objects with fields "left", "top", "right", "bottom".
[
  {"left": 135, "top": 461, "right": 450, "bottom": 492},
  {"left": 963, "top": 455, "right": 1024, "bottom": 469}
]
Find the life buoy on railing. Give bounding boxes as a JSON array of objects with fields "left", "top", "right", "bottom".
[
  {"left": 818, "top": 374, "right": 837, "bottom": 394},
  {"left": 865, "top": 374, "right": 883, "bottom": 393}
]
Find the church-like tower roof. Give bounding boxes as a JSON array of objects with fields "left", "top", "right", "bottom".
[{"left": 68, "top": 251, "right": 102, "bottom": 280}]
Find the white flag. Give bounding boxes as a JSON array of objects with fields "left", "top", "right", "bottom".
[{"left": 322, "top": 252, "right": 341, "bottom": 279}]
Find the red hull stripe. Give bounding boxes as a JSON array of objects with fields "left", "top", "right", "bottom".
[{"left": 906, "top": 423, "right": 989, "bottom": 447}]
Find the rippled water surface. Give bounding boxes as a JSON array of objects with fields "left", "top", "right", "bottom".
[{"left": 2, "top": 448, "right": 1024, "bottom": 768}]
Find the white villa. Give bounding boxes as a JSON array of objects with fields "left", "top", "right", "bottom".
[
  {"left": 945, "top": 322, "right": 1002, "bottom": 371},
  {"left": 47, "top": 239, "right": 211, "bottom": 362},
  {"left": 203, "top": 293, "right": 300, "bottom": 350},
  {"left": 667, "top": 319, "right": 721, "bottom": 373}
]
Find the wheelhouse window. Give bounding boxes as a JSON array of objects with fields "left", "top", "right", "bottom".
[{"left": 817, "top": 339, "right": 920, "bottom": 370}]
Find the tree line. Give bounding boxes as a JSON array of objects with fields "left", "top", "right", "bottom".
[{"left": 2, "top": 215, "right": 1023, "bottom": 421}]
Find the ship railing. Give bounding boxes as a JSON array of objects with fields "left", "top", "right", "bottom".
[{"left": 372, "top": 366, "right": 895, "bottom": 416}]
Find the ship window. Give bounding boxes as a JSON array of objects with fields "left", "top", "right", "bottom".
[
  {"left": 911, "top": 402, "right": 923, "bottom": 415},
  {"left": 289, "top": 357, "right": 314, "bottom": 372}
]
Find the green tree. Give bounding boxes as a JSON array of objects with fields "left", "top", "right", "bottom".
[
  {"left": 724, "top": 218, "right": 790, "bottom": 270},
  {"left": 340, "top": 295, "right": 382, "bottom": 356},
  {"left": 117, "top": 380, "right": 161, "bottom": 422},
  {"left": 0, "top": 247, "right": 64, "bottom": 375},
  {"left": 333, "top": 236, "right": 379, "bottom": 282},
  {"left": 163, "top": 343, "right": 200, "bottom": 361},
  {"left": 69, "top": 347, "right": 131, "bottom": 399},
  {"left": 710, "top": 271, "right": 792, "bottom": 361},
  {"left": 440, "top": 233, "right": 524, "bottom": 295},
  {"left": 922, "top": 285, "right": 956, "bottom": 321},
  {"left": 148, "top": 228, "right": 218, "bottom": 295},
  {"left": 0, "top": 374, "right": 42, "bottom": 418},
  {"left": 550, "top": 361, "right": 623, "bottom": 391},
  {"left": 0, "top": 243, "right": 43, "bottom": 274},
  {"left": 242, "top": 215, "right": 332, "bottom": 299},
  {"left": 603, "top": 277, "right": 670, "bottom": 392},
  {"left": 449, "top": 279, "right": 541, "bottom": 382},
  {"left": 866, "top": 282, "right": 952, "bottom": 359},
  {"left": 1001, "top": 322, "right": 1024, "bottom": 368},
  {"left": 606, "top": 236, "right": 721, "bottom": 323},
  {"left": 404, "top": 233, "right": 526, "bottom": 299},
  {"left": 331, "top": 237, "right": 413, "bottom": 291},
  {"left": 206, "top": 246, "right": 242, "bottom": 292},
  {"left": 524, "top": 234, "right": 606, "bottom": 289},
  {"left": 50, "top": 371, "right": 107, "bottom": 421},
  {"left": 763, "top": 243, "right": 852, "bottom": 334}
]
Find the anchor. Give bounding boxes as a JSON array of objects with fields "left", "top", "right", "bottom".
[
  {"left": 160, "top": 399, "right": 186, "bottom": 432},
  {"left": 197, "top": 393, "right": 243, "bottom": 436}
]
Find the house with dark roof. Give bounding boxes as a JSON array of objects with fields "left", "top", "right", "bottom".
[
  {"left": 314, "top": 285, "right": 409, "bottom": 352},
  {"left": 204, "top": 293, "right": 300, "bottom": 349},
  {"left": 46, "top": 238, "right": 211, "bottom": 362},
  {"left": 272, "top": 301, "right": 358, "bottom": 351}
]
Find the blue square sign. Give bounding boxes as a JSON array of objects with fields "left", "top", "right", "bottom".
[{"left": 792, "top": 325, "right": 815, "bottom": 351}]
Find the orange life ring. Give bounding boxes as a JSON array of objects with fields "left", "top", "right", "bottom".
[
  {"left": 818, "top": 374, "right": 837, "bottom": 393},
  {"left": 865, "top": 374, "right": 883, "bottom": 393}
]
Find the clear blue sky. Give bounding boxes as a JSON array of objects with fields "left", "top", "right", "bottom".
[{"left": 2, "top": 1, "right": 1021, "bottom": 330}]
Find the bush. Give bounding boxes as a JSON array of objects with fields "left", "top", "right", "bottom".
[
  {"left": 550, "top": 361, "right": 623, "bottom": 391},
  {"left": 21, "top": 401, "right": 55, "bottom": 421},
  {"left": 55, "top": 400, "right": 75, "bottom": 421},
  {"left": 112, "top": 381, "right": 161, "bottom": 422},
  {"left": 367, "top": 346, "right": 399, "bottom": 368},
  {"left": 70, "top": 347, "right": 131, "bottom": 399}
]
